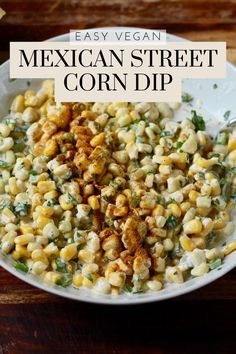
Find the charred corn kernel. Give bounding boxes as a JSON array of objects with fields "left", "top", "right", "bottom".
[
  {"left": 183, "top": 219, "right": 202, "bottom": 234},
  {"left": 213, "top": 218, "right": 225, "bottom": 230},
  {"left": 191, "top": 263, "right": 209, "bottom": 277},
  {"left": 37, "top": 180, "right": 56, "bottom": 193},
  {"left": 224, "top": 240, "right": 236, "bottom": 255},
  {"left": 32, "top": 261, "right": 48, "bottom": 274},
  {"left": 90, "top": 132, "right": 105, "bottom": 147},
  {"left": 44, "top": 271, "right": 62, "bottom": 284},
  {"left": 31, "top": 249, "right": 49, "bottom": 265},
  {"left": 35, "top": 215, "right": 51, "bottom": 229},
  {"left": 189, "top": 190, "right": 200, "bottom": 203},
  {"left": 11, "top": 95, "right": 24, "bottom": 113},
  {"left": 15, "top": 234, "right": 34, "bottom": 245},
  {"left": 60, "top": 244, "right": 77, "bottom": 261},
  {"left": 180, "top": 201, "right": 191, "bottom": 213},
  {"left": 108, "top": 272, "right": 126, "bottom": 287},
  {"left": 40, "top": 206, "right": 54, "bottom": 217},
  {"left": 73, "top": 272, "right": 84, "bottom": 287},
  {"left": 88, "top": 195, "right": 100, "bottom": 210},
  {"left": 228, "top": 137, "right": 236, "bottom": 152},
  {"left": 180, "top": 235, "right": 195, "bottom": 251},
  {"left": 59, "top": 194, "right": 73, "bottom": 210},
  {"left": 115, "top": 194, "right": 127, "bottom": 207},
  {"left": 167, "top": 203, "right": 181, "bottom": 217},
  {"left": 43, "top": 140, "right": 58, "bottom": 157},
  {"left": 113, "top": 206, "right": 128, "bottom": 217}
]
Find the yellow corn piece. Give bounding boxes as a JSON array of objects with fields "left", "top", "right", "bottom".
[
  {"left": 37, "top": 181, "right": 56, "bottom": 193},
  {"left": 87, "top": 195, "right": 100, "bottom": 210},
  {"left": 73, "top": 273, "right": 84, "bottom": 287},
  {"left": 35, "top": 215, "right": 51, "bottom": 229},
  {"left": 60, "top": 244, "right": 77, "bottom": 262},
  {"left": 43, "top": 140, "right": 58, "bottom": 157},
  {"left": 179, "top": 235, "right": 195, "bottom": 251},
  {"left": 228, "top": 137, "right": 236, "bottom": 152},
  {"left": 183, "top": 218, "right": 202, "bottom": 234},
  {"left": 224, "top": 240, "right": 236, "bottom": 255}
]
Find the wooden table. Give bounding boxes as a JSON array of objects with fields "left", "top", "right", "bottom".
[{"left": 0, "top": 1, "right": 236, "bottom": 353}]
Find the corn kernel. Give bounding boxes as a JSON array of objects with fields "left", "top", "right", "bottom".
[
  {"left": 60, "top": 244, "right": 77, "bottom": 261},
  {"left": 180, "top": 235, "right": 195, "bottom": 251},
  {"left": 183, "top": 218, "right": 202, "bottom": 234}
]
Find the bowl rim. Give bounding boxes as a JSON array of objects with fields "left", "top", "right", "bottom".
[{"left": 0, "top": 28, "right": 236, "bottom": 305}]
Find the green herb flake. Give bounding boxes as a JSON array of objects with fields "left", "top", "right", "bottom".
[
  {"left": 216, "top": 131, "right": 228, "bottom": 145},
  {"left": 14, "top": 261, "right": 28, "bottom": 273},
  {"left": 213, "top": 83, "right": 218, "bottom": 89},
  {"left": 191, "top": 110, "right": 206, "bottom": 131},
  {"left": 206, "top": 232, "right": 216, "bottom": 248},
  {"left": 68, "top": 193, "right": 79, "bottom": 205},
  {"left": 176, "top": 141, "right": 184, "bottom": 149},
  {"left": 56, "top": 273, "right": 73, "bottom": 288},
  {"left": 0, "top": 161, "right": 10, "bottom": 168},
  {"left": 132, "top": 193, "right": 140, "bottom": 208},
  {"left": 160, "top": 130, "right": 172, "bottom": 137},
  {"left": 224, "top": 110, "right": 231, "bottom": 121},
  {"left": 165, "top": 215, "right": 178, "bottom": 229},
  {"left": 86, "top": 273, "right": 93, "bottom": 282},
  {"left": 182, "top": 92, "right": 193, "bottom": 103},
  {"left": 55, "top": 258, "right": 67, "bottom": 273},
  {"left": 29, "top": 170, "right": 37, "bottom": 176},
  {"left": 209, "top": 258, "right": 222, "bottom": 270},
  {"left": 123, "top": 284, "right": 133, "bottom": 293}
]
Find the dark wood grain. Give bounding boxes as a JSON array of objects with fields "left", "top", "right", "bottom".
[{"left": 0, "top": 0, "right": 236, "bottom": 48}]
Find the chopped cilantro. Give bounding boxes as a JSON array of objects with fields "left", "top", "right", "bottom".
[
  {"left": 14, "top": 203, "right": 30, "bottom": 216},
  {"left": 0, "top": 161, "right": 10, "bottom": 168},
  {"left": 160, "top": 130, "right": 172, "bottom": 137},
  {"left": 209, "top": 258, "right": 222, "bottom": 270},
  {"left": 182, "top": 92, "right": 193, "bottom": 103},
  {"left": 86, "top": 273, "right": 93, "bottom": 282},
  {"left": 123, "top": 284, "right": 133, "bottom": 293},
  {"left": 191, "top": 110, "right": 206, "bottom": 131},
  {"left": 68, "top": 193, "right": 79, "bottom": 205},
  {"left": 14, "top": 261, "right": 28, "bottom": 273},
  {"left": 56, "top": 273, "right": 73, "bottom": 287},
  {"left": 132, "top": 193, "right": 140, "bottom": 208},
  {"left": 215, "top": 131, "right": 228, "bottom": 145},
  {"left": 55, "top": 258, "right": 67, "bottom": 273},
  {"left": 29, "top": 170, "right": 37, "bottom": 176},
  {"left": 224, "top": 110, "right": 231, "bottom": 121},
  {"left": 176, "top": 141, "right": 183, "bottom": 149},
  {"left": 165, "top": 215, "right": 178, "bottom": 229}
]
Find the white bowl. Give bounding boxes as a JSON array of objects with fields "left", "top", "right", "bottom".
[{"left": 1, "top": 29, "right": 236, "bottom": 304}]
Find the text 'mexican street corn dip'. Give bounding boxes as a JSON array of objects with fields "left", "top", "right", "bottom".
[{"left": 0, "top": 81, "right": 236, "bottom": 295}]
